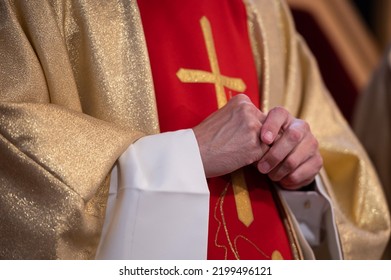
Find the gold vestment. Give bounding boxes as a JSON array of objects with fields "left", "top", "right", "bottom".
[{"left": 0, "top": 0, "right": 389, "bottom": 259}]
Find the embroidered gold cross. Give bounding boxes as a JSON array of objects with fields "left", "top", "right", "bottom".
[{"left": 176, "top": 16, "right": 254, "bottom": 227}]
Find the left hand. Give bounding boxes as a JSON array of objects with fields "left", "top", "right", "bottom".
[{"left": 256, "top": 107, "right": 323, "bottom": 190}]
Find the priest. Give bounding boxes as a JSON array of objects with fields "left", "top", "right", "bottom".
[{"left": 0, "top": 0, "right": 389, "bottom": 259}]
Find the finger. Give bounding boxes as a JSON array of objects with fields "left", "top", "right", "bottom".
[
  {"left": 279, "top": 154, "right": 323, "bottom": 190},
  {"left": 267, "top": 134, "right": 318, "bottom": 182},
  {"left": 257, "top": 120, "right": 308, "bottom": 174},
  {"left": 260, "top": 107, "right": 292, "bottom": 145},
  {"left": 256, "top": 142, "right": 271, "bottom": 162}
]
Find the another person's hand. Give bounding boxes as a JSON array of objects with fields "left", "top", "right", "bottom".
[
  {"left": 257, "top": 107, "right": 323, "bottom": 190},
  {"left": 193, "top": 94, "right": 267, "bottom": 178}
]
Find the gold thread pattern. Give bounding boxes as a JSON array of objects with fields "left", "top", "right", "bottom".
[
  {"left": 234, "top": 236, "right": 270, "bottom": 259},
  {"left": 213, "top": 184, "right": 232, "bottom": 260},
  {"left": 214, "top": 181, "right": 283, "bottom": 260}
]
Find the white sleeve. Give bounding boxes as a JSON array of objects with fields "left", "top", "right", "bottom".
[
  {"left": 95, "top": 129, "right": 210, "bottom": 260},
  {"left": 279, "top": 176, "right": 343, "bottom": 259}
]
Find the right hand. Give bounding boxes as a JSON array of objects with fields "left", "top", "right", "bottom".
[{"left": 192, "top": 94, "right": 268, "bottom": 178}]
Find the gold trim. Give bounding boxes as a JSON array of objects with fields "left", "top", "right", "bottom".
[
  {"left": 234, "top": 235, "right": 271, "bottom": 259},
  {"left": 271, "top": 250, "right": 284, "bottom": 260},
  {"left": 213, "top": 180, "right": 287, "bottom": 260},
  {"left": 214, "top": 184, "right": 239, "bottom": 259},
  {"left": 232, "top": 170, "right": 254, "bottom": 227}
]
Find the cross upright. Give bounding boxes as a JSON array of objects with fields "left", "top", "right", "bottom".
[
  {"left": 176, "top": 16, "right": 246, "bottom": 109},
  {"left": 176, "top": 16, "right": 254, "bottom": 227}
]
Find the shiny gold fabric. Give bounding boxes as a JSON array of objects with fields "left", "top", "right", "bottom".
[
  {"left": 0, "top": 0, "right": 389, "bottom": 259},
  {"left": 245, "top": 0, "right": 390, "bottom": 259},
  {"left": 0, "top": 0, "right": 157, "bottom": 259}
]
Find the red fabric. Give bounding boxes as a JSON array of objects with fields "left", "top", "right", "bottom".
[{"left": 138, "top": 0, "right": 293, "bottom": 260}]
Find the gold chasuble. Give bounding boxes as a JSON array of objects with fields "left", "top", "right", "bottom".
[{"left": 137, "top": 0, "right": 296, "bottom": 260}]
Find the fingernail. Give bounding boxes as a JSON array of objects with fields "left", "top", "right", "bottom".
[
  {"left": 264, "top": 131, "right": 273, "bottom": 143},
  {"left": 259, "top": 162, "right": 270, "bottom": 173}
]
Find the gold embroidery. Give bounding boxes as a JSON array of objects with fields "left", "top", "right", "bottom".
[
  {"left": 213, "top": 183, "right": 230, "bottom": 260},
  {"left": 215, "top": 182, "right": 283, "bottom": 260},
  {"left": 215, "top": 183, "right": 240, "bottom": 260},
  {"left": 271, "top": 250, "right": 284, "bottom": 260},
  {"left": 232, "top": 170, "right": 254, "bottom": 227},
  {"left": 176, "top": 16, "right": 253, "bottom": 227},
  {"left": 234, "top": 235, "right": 270, "bottom": 259},
  {"left": 176, "top": 16, "right": 246, "bottom": 108}
]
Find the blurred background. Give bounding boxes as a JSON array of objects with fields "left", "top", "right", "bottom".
[
  {"left": 287, "top": 0, "right": 391, "bottom": 123},
  {"left": 351, "top": 0, "right": 391, "bottom": 52}
]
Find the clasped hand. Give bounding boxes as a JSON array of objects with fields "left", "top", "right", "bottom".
[{"left": 193, "top": 94, "right": 323, "bottom": 190}]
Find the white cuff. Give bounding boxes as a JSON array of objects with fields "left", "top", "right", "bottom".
[
  {"left": 96, "top": 129, "right": 210, "bottom": 259},
  {"left": 280, "top": 175, "right": 342, "bottom": 259}
]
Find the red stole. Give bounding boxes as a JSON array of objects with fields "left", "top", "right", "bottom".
[{"left": 137, "top": 0, "right": 293, "bottom": 260}]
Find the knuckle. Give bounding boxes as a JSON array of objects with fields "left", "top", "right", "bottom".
[
  {"left": 235, "top": 93, "right": 250, "bottom": 101},
  {"left": 286, "top": 173, "right": 301, "bottom": 186},
  {"left": 271, "top": 106, "right": 287, "bottom": 115},
  {"left": 311, "top": 137, "right": 319, "bottom": 149},
  {"left": 269, "top": 106, "right": 289, "bottom": 120},
  {"left": 293, "top": 119, "right": 310, "bottom": 134},
  {"left": 235, "top": 105, "right": 260, "bottom": 124},
  {"left": 286, "top": 126, "right": 302, "bottom": 142},
  {"left": 245, "top": 118, "right": 260, "bottom": 132},
  {"left": 305, "top": 138, "right": 319, "bottom": 157},
  {"left": 231, "top": 95, "right": 251, "bottom": 108},
  {"left": 235, "top": 100, "right": 252, "bottom": 113},
  {"left": 283, "top": 157, "right": 297, "bottom": 171},
  {"left": 230, "top": 95, "right": 246, "bottom": 108}
]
